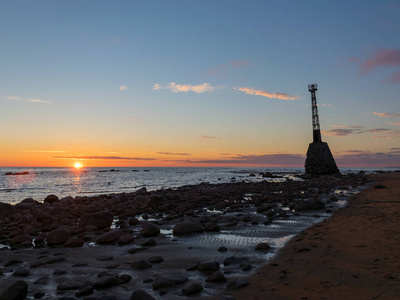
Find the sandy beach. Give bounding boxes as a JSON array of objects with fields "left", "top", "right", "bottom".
[
  {"left": 1, "top": 172, "right": 399, "bottom": 299},
  {"left": 229, "top": 172, "right": 400, "bottom": 300}
]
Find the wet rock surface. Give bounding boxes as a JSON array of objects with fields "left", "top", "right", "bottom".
[{"left": 0, "top": 173, "right": 370, "bottom": 299}]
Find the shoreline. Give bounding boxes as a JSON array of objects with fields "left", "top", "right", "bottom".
[
  {"left": 228, "top": 172, "right": 400, "bottom": 300},
  {"left": 0, "top": 172, "right": 382, "bottom": 299}
]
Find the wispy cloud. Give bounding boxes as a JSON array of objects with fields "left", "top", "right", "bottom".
[
  {"left": 7, "top": 96, "right": 52, "bottom": 104},
  {"left": 24, "top": 150, "right": 66, "bottom": 153},
  {"left": 372, "top": 112, "right": 400, "bottom": 118},
  {"left": 324, "top": 125, "right": 399, "bottom": 139},
  {"left": 200, "top": 135, "right": 217, "bottom": 139},
  {"left": 381, "top": 70, "right": 400, "bottom": 83},
  {"left": 360, "top": 49, "right": 400, "bottom": 74},
  {"left": 186, "top": 153, "right": 305, "bottom": 166},
  {"left": 336, "top": 149, "right": 400, "bottom": 167},
  {"left": 51, "top": 156, "right": 156, "bottom": 161},
  {"left": 153, "top": 82, "right": 216, "bottom": 93},
  {"left": 119, "top": 85, "right": 128, "bottom": 91},
  {"left": 387, "top": 122, "right": 400, "bottom": 125},
  {"left": 235, "top": 87, "right": 301, "bottom": 100},
  {"left": 157, "top": 152, "right": 190, "bottom": 156},
  {"left": 205, "top": 60, "right": 250, "bottom": 78}
]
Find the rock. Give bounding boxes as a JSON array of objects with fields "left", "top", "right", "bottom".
[
  {"left": 96, "top": 229, "right": 123, "bottom": 244},
  {"left": 141, "top": 238, "right": 157, "bottom": 247},
  {"left": 147, "top": 256, "right": 164, "bottom": 264},
  {"left": 0, "top": 280, "right": 28, "bottom": 300},
  {"left": 204, "top": 222, "right": 220, "bottom": 232},
  {"left": 218, "top": 246, "right": 228, "bottom": 252},
  {"left": 5, "top": 259, "right": 23, "bottom": 267},
  {"left": 131, "top": 260, "right": 152, "bottom": 269},
  {"left": 140, "top": 223, "right": 160, "bottom": 237},
  {"left": 93, "top": 276, "right": 123, "bottom": 289},
  {"left": 227, "top": 278, "right": 249, "bottom": 290},
  {"left": 294, "top": 200, "right": 325, "bottom": 211},
  {"left": 374, "top": 184, "right": 386, "bottom": 189},
  {"left": 13, "top": 268, "right": 31, "bottom": 277},
  {"left": 182, "top": 280, "right": 203, "bottom": 295},
  {"left": 10, "top": 234, "right": 33, "bottom": 245},
  {"left": 23, "top": 225, "right": 36, "bottom": 236},
  {"left": 198, "top": 261, "right": 219, "bottom": 272},
  {"left": 129, "top": 217, "right": 139, "bottom": 225},
  {"left": 240, "top": 262, "right": 252, "bottom": 271},
  {"left": 119, "top": 274, "right": 132, "bottom": 283},
  {"left": 152, "top": 272, "right": 188, "bottom": 289},
  {"left": 75, "top": 286, "right": 94, "bottom": 297},
  {"left": 46, "top": 229, "right": 71, "bottom": 245},
  {"left": 44, "top": 194, "right": 59, "bottom": 204},
  {"left": 173, "top": 221, "right": 203, "bottom": 235},
  {"left": 97, "top": 255, "right": 114, "bottom": 261},
  {"left": 34, "top": 275, "right": 49, "bottom": 285},
  {"left": 118, "top": 234, "right": 134, "bottom": 245},
  {"left": 34, "top": 291, "right": 46, "bottom": 298},
  {"left": 255, "top": 242, "right": 270, "bottom": 251},
  {"left": 79, "top": 211, "right": 114, "bottom": 229},
  {"left": 130, "top": 290, "right": 156, "bottom": 300},
  {"left": 206, "top": 270, "right": 226, "bottom": 282},
  {"left": 57, "top": 283, "right": 82, "bottom": 290},
  {"left": 0, "top": 202, "right": 14, "bottom": 218},
  {"left": 64, "top": 237, "right": 84, "bottom": 247}
]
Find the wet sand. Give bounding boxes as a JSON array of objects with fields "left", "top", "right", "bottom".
[{"left": 229, "top": 172, "right": 400, "bottom": 300}]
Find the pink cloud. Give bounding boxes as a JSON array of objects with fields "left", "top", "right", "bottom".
[
  {"left": 200, "top": 135, "right": 217, "bottom": 139},
  {"left": 236, "top": 87, "right": 301, "bottom": 100},
  {"left": 381, "top": 70, "right": 400, "bottom": 83},
  {"left": 360, "top": 49, "right": 400, "bottom": 74},
  {"left": 372, "top": 112, "right": 400, "bottom": 117}
]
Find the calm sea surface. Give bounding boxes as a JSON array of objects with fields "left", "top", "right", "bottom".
[{"left": 0, "top": 167, "right": 395, "bottom": 204}]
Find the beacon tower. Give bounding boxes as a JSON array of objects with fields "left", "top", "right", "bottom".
[{"left": 305, "top": 84, "right": 339, "bottom": 175}]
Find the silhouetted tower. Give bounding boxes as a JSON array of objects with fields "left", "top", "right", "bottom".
[
  {"left": 308, "top": 84, "right": 322, "bottom": 143},
  {"left": 305, "top": 84, "right": 339, "bottom": 175}
]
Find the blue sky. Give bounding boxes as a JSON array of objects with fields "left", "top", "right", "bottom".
[{"left": 1, "top": 0, "right": 399, "bottom": 167}]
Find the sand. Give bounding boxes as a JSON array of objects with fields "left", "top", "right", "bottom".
[{"left": 229, "top": 172, "right": 400, "bottom": 300}]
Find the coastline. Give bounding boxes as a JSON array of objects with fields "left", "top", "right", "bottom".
[
  {"left": 0, "top": 172, "right": 382, "bottom": 299},
  {"left": 228, "top": 172, "right": 400, "bottom": 300}
]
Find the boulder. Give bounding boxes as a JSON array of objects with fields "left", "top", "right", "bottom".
[
  {"left": 131, "top": 260, "right": 152, "bottom": 270},
  {"left": 294, "top": 200, "right": 325, "bottom": 211},
  {"left": 0, "top": 280, "right": 28, "bottom": 300},
  {"left": 140, "top": 223, "right": 160, "bottom": 237},
  {"left": 152, "top": 271, "right": 188, "bottom": 289},
  {"left": 182, "top": 280, "right": 203, "bottom": 295},
  {"left": 44, "top": 194, "right": 59, "bottom": 204},
  {"left": 173, "top": 221, "right": 203, "bottom": 235},
  {"left": 130, "top": 290, "right": 156, "bottom": 300},
  {"left": 93, "top": 276, "right": 123, "bottom": 289},
  {"left": 227, "top": 278, "right": 249, "bottom": 290},
  {"left": 79, "top": 211, "right": 113, "bottom": 229},
  {"left": 206, "top": 270, "right": 226, "bottom": 282},
  {"left": 10, "top": 234, "right": 33, "bottom": 245},
  {"left": 118, "top": 234, "right": 135, "bottom": 245},
  {"left": 46, "top": 229, "right": 71, "bottom": 245},
  {"left": 64, "top": 237, "right": 84, "bottom": 247},
  {"left": 96, "top": 229, "right": 123, "bottom": 244},
  {"left": 198, "top": 261, "right": 220, "bottom": 272},
  {"left": 0, "top": 202, "right": 14, "bottom": 218},
  {"left": 255, "top": 242, "right": 270, "bottom": 251}
]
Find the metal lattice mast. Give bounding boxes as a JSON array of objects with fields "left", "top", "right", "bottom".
[{"left": 308, "top": 84, "right": 322, "bottom": 143}]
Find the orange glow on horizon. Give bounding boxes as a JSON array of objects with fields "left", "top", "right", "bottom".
[{"left": 74, "top": 162, "right": 83, "bottom": 169}]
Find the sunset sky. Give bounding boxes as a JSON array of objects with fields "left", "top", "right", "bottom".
[{"left": 1, "top": 0, "right": 399, "bottom": 168}]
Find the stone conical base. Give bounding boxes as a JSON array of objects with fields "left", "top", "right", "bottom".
[{"left": 305, "top": 142, "right": 339, "bottom": 175}]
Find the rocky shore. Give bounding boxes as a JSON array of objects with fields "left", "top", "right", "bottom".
[{"left": 0, "top": 173, "right": 370, "bottom": 299}]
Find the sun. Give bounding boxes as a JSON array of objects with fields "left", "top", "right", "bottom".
[{"left": 74, "top": 163, "right": 83, "bottom": 169}]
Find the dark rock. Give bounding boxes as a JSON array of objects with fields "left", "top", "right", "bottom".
[
  {"left": 182, "top": 280, "right": 203, "bottom": 295},
  {"left": 240, "top": 262, "right": 252, "bottom": 271},
  {"left": 223, "top": 256, "right": 247, "bottom": 265},
  {"left": 0, "top": 280, "right": 28, "bottom": 300},
  {"left": 97, "top": 255, "right": 113, "bottom": 261},
  {"left": 198, "top": 261, "right": 219, "bottom": 272},
  {"left": 57, "top": 283, "right": 82, "bottom": 290},
  {"left": 186, "top": 263, "right": 199, "bottom": 271},
  {"left": 13, "top": 268, "right": 30, "bottom": 277},
  {"left": 294, "top": 200, "right": 325, "bottom": 211},
  {"left": 142, "top": 238, "right": 157, "bottom": 247},
  {"left": 374, "top": 184, "right": 386, "bottom": 189},
  {"left": 218, "top": 246, "right": 228, "bottom": 252},
  {"left": 173, "top": 221, "right": 203, "bottom": 235},
  {"left": 34, "top": 291, "right": 45, "bottom": 298},
  {"left": 131, "top": 260, "right": 152, "bottom": 269},
  {"left": 34, "top": 275, "right": 49, "bottom": 285},
  {"left": 44, "top": 194, "right": 59, "bottom": 204},
  {"left": 46, "top": 256, "right": 66, "bottom": 264},
  {"left": 147, "top": 256, "right": 164, "bottom": 264},
  {"left": 255, "top": 242, "right": 270, "bottom": 251},
  {"left": 5, "top": 259, "right": 23, "bottom": 267},
  {"left": 119, "top": 274, "right": 132, "bottom": 283},
  {"left": 152, "top": 272, "right": 188, "bottom": 289},
  {"left": 46, "top": 229, "right": 71, "bottom": 245},
  {"left": 96, "top": 229, "right": 123, "bottom": 244},
  {"left": 0, "top": 202, "right": 14, "bottom": 218},
  {"left": 75, "top": 286, "right": 94, "bottom": 297},
  {"left": 206, "top": 270, "right": 226, "bottom": 282},
  {"left": 10, "top": 234, "right": 33, "bottom": 245},
  {"left": 118, "top": 234, "right": 134, "bottom": 245},
  {"left": 227, "top": 278, "right": 249, "bottom": 290},
  {"left": 140, "top": 223, "right": 160, "bottom": 237},
  {"left": 93, "top": 276, "right": 123, "bottom": 289},
  {"left": 79, "top": 211, "right": 113, "bottom": 229},
  {"left": 129, "top": 217, "right": 139, "bottom": 225},
  {"left": 64, "top": 237, "right": 84, "bottom": 247},
  {"left": 204, "top": 222, "right": 220, "bottom": 232},
  {"left": 130, "top": 290, "right": 156, "bottom": 300}
]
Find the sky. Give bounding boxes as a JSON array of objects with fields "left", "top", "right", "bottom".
[{"left": 1, "top": 0, "right": 400, "bottom": 168}]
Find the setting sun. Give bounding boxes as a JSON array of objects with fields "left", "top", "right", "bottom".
[{"left": 74, "top": 163, "right": 83, "bottom": 169}]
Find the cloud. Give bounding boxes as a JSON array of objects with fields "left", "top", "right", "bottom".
[
  {"left": 336, "top": 149, "right": 400, "bottom": 167},
  {"left": 119, "top": 85, "right": 128, "bottom": 91},
  {"left": 229, "top": 60, "right": 251, "bottom": 67},
  {"left": 360, "top": 49, "right": 400, "bottom": 74},
  {"left": 323, "top": 125, "right": 398, "bottom": 138},
  {"left": 372, "top": 112, "right": 400, "bottom": 117},
  {"left": 235, "top": 87, "right": 301, "bottom": 100},
  {"left": 7, "top": 96, "right": 51, "bottom": 104},
  {"left": 387, "top": 122, "right": 400, "bottom": 125},
  {"left": 51, "top": 156, "right": 156, "bottom": 161},
  {"left": 153, "top": 82, "right": 216, "bottom": 93},
  {"left": 381, "top": 70, "right": 400, "bottom": 83},
  {"left": 200, "top": 135, "right": 217, "bottom": 139},
  {"left": 24, "top": 150, "right": 66, "bottom": 153},
  {"left": 157, "top": 152, "right": 190, "bottom": 156},
  {"left": 186, "top": 153, "right": 305, "bottom": 166}
]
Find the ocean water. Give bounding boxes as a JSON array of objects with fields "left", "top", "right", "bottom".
[{"left": 0, "top": 166, "right": 395, "bottom": 204}]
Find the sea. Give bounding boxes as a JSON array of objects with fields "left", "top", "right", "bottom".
[{"left": 1, "top": 166, "right": 397, "bottom": 205}]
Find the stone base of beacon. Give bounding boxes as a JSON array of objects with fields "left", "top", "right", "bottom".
[{"left": 305, "top": 142, "right": 340, "bottom": 175}]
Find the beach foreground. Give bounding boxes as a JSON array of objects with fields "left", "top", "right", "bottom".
[{"left": 229, "top": 172, "right": 400, "bottom": 300}]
